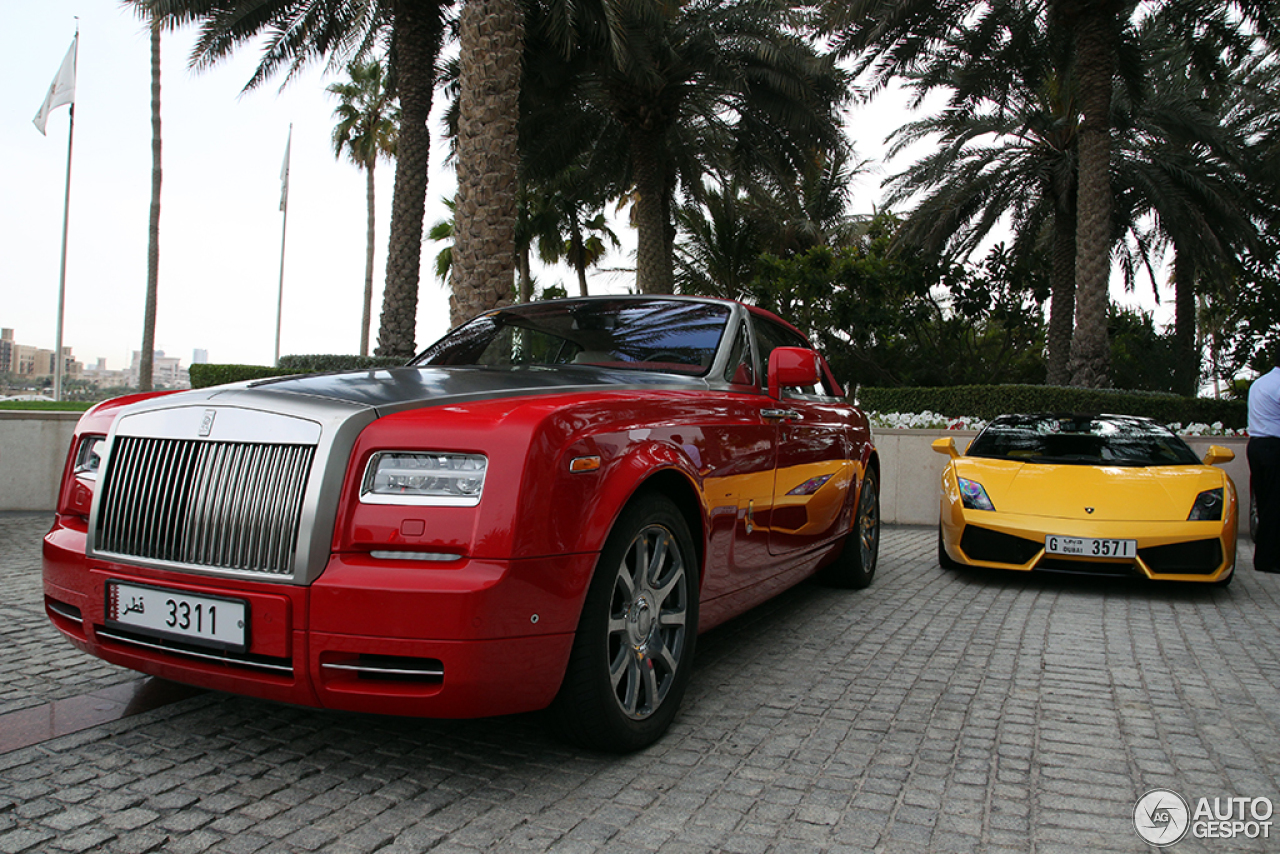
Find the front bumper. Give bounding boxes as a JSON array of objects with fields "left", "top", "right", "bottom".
[
  {"left": 43, "top": 517, "right": 594, "bottom": 718},
  {"left": 940, "top": 510, "right": 1237, "bottom": 583}
]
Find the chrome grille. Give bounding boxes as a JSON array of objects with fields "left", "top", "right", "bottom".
[{"left": 96, "top": 437, "right": 315, "bottom": 576}]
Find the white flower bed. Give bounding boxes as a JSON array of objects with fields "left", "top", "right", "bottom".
[
  {"left": 1167, "top": 422, "right": 1246, "bottom": 437},
  {"left": 868, "top": 411, "right": 987, "bottom": 431},
  {"left": 868, "top": 411, "right": 1245, "bottom": 437}
]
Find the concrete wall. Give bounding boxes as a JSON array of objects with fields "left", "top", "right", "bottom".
[
  {"left": 0, "top": 413, "right": 1254, "bottom": 534},
  {"left": 0, "top": 412, "right": 79, "bottom": 512}
]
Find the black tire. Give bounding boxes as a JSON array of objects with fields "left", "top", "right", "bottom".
[
  {"left": 550, "top": 491, "right": 699, "bottom": 752},
  {"left": 938, "top": 525, "right": 961, "bottom": 570},
  {"left": 821, "top": 469, "right": 880, "bottom": 589}
]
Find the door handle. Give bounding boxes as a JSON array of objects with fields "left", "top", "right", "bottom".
[{"left": 762, "top": 408, "right": 801, "bottom": 421}]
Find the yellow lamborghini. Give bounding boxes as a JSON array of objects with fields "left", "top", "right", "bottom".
[{"left": 933, "top": 414, "right": 1238, "bottom": 585}]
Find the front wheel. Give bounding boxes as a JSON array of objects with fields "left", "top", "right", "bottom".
[
  {"left": 938, "top": 525, "right": 961, "bottom": 569},
  {"left": 820, "top": 469, "right": 880, "bottom": 589},
  {"left": 550, "top": 492, "right": 699, "bottom": 752}
]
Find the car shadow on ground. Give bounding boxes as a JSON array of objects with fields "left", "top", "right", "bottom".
[
  {"left": 116, "top": 570, "right": 847, "bottom": 771},
  {"left": 939, "top": 559, "right": 1244, "bottom": 601}
]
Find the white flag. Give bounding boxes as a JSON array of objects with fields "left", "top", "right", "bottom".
[
  {"left": 280, "top": 125, "right": 292, "bottom": 211},
  {"left": 34, "top": 35, "right": 77, "bottom": 135}
]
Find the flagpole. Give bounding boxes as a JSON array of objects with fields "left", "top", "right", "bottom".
[
  {"left": 275, "top": 124, "right": 291, "bottom": 367},
  {"left": 53, "top": 33, "right": 79, "bottom": 402}
]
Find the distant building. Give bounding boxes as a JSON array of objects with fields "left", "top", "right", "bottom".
[
  {"left": 82, "top": 359, "right": 132, "bottom": 389},
  {"left": 0, "top": 329, "right": 14, "bottom": 374},
  {"left": 0, "top": 328, "right": 81, "bottom": 379},
  {"left": 192, "top": 348, "right": 209, "bottom": 365},
  {"left": 130, "top": 350, "right": 190, "bottom": 389}
]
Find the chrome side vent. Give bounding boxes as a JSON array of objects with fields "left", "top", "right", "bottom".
[
  {"left": 322, "top": 655, "right": 445, "bottom": 682},
  {"left": 96, "top": 437, "right": 315, "bottom": 577},
  {"left": 95, "top": 627, "right": 294, "bottom": 676}
]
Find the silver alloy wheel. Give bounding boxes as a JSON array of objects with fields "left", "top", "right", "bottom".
[{"left": 606, "top": 523, "right": 689, "bottom": 720}]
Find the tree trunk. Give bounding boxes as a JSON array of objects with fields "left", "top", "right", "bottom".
[
  {"left": 375, "top": 1, "right": 445, "bottom": 358},
  {"left": 519, "top": 246, "right": 533, "bottom": 303},
  {"left": 1045, "top": 212, "right": 1076, "bottom": 386},
  {"left": 451, "top": 0, "right": 524, "bottom": 326},
  {"left": 633, "top": 132, "right": 673, "bottom": 294},
  {"left": 570, "top": 212, "right": 589, "bottom": 296},
  {"left": 1066, "top": 7, "right": 1115, "bottom": 389},
  {"left": 140, "top": 19, "right": 161, "bottom": 392},
  {"left": 360, "top": 161, "right": 376, "bottom": 357},
  {"left": 1172, "top": 249, "right": 1197, "bottom": 396}
]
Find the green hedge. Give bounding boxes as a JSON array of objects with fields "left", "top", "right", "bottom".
[
  {"left": 277, "top": 354, "right": 405, "bottom": 372},
  {"left": 857, "top": 384, "right": 1247, "bottom": 429},
  {"left": 0, "top": 400, "right": 93, "bottom": 411},
  {"left": 190, "top": 355, "right": 406, "bottom": 390},
  {"left": 189, "top": 364, "right": 296, "bottom": 389}
]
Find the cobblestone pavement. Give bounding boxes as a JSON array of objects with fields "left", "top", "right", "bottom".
[{"left": 3, "top": 511, "right": 1280, "bottom": 854}]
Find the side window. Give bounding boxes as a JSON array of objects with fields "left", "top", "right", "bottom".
[
  {"left": 751, "top": 316, "right": 834, "bottom": 398},
  {"left": 722, "top": 322, "right": 755, "bottom": 386}
]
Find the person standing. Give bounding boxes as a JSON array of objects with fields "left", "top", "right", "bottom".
[{"left": 1248, "top": 351, "right": 1280, "bottom": 573}]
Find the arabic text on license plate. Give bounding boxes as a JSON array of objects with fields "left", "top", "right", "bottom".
[
  {"left": 106, "top": 581, "right": 248, "bottom": 652},
  {"left": 1044, "top": 536, "right": 1137, "bottom": 559}
]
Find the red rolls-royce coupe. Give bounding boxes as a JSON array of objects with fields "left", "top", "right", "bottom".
[{"left": 43, "top": 296, "right": 880, "bottom": 751}]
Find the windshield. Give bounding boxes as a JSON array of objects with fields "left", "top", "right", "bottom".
[
  {"left": 966, "top": 414, "right": 1201, "bottom": 467},
  {"left": 412, "top": 299, "right": 731, "bottom": 376}
]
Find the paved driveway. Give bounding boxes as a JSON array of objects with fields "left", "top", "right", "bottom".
[{"left": 3, "top": 512, "right": 1279, "bottom": 854}]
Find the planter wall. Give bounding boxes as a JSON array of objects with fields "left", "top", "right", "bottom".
[{"left": 0, "top": 413, "right": 1252, "bottom": 535}]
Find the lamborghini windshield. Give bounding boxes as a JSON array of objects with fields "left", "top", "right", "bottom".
[
  {"left": 966, "top": 414, "right": 1202, "bottom": 467},
  {"left": 412, "top": 298, "right": 731, "bottom": 376}
]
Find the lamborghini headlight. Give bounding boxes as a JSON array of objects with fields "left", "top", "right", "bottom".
[
  {"left": 958, "top": 477, "right": 996, "bottom": 512},
  {"left": 361, "top": 451, "right": 488, "bottom": 506},
  {"left": 1188, "top": 487, "right": 1224, "bottom": 521}
]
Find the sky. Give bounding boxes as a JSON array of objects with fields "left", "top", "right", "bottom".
[
  {"left": 6, "top": 3, "right": 464, "bottom": 371},
  {"left": 4, "top": 3, "right": 1162, "bottom": 375}
]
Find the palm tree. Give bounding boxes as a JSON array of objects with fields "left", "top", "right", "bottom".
[
  {"left": 142, "top": 13, "right": 162, "bottom": 391},
  {"left": 149, "top": 0, "right": 452, "bottom": 358},
  {"left": 1109, "top": 31, "right": 1262, "bottom": 395},
  {"left": 430, "top": 187, "right": 617, "bottom": 303},
  {"left": 328, "top": 59, "right": 398, "bottom": 356},
  {"left": 125, "top": 3, "right": 164, "bottom": 391},
  {"left": 675, "top": 146, "right": 870, "bottom": 301},
  {"left": 559, "top": 210, "right": 620, "bottom": 296},
  {"left": 523, "top": 181, "right": 620, "bottom": 298},
  {"left": 428, "top": 197, "right": 456, "bottom": 286},
  {"left": 823, "top": 0, "right": 1276, "bottom": 389},
  {"left": 751, "top": 147, "right": 870, "bottom": 257},
  {"left": 449, "top": 0, "right": 524, "bottom": 326},
  {"left": 524, "top": 0, "right": 850, "bottom": 295},
  {"left": 675, "top": 185, "right": 766, "bottom": 300}
]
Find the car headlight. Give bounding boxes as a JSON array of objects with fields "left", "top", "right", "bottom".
[
  {"left": 74, "top": 435, "right": 105, "bottom": 480},
  {"left": 361, "top": 452, "right": 488, "bottom": 506},
  {"left": 1188, "top": 487, "right": 1223, "bottom": 521},
  {"left": 958, "top": 477, "right": 996, "bottom": 512}
]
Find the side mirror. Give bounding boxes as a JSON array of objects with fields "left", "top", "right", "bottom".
[
  {"left": 932, "top": 437, "right": 959, "bottom": 458},
  {"left": 767, "top": 347, "right": 820, "bottom": 400},
  {"left": 1202, "top": 445, "right": 1235, "bottom": 467}
]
